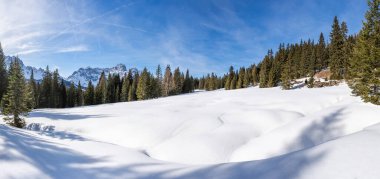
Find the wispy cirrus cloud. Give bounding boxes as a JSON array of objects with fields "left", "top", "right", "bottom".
[
  {"left": 0, "top": 0, "right": 368, "bottom": 77},
  {"left": 17, "top": 49, "right": 45, "bottom": 55},
  {"left": 56, "top": 45, "right": 90, "bottom": 53},
  {"left": 0, "top": 0, "right": 92, "bottom": 55}
]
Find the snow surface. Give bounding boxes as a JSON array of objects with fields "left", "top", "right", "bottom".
[{"left": 1, "top": 84, "right": 380, "bottom": 179}]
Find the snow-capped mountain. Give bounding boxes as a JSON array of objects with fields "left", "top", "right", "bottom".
[
  {"left": 4, "top": 56, "right": 132, "bottom": 87},
  {"left": 67, "top": 64, "right": 129, "bottom": 87},
  {"left": 5, "top": 56, "right": 45, "bottom": 80}
]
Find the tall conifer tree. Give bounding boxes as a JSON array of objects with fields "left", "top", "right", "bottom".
[
  {"left": 1, "top": 58, "right": 31, "bottom": 128},
  {"left": 67, "top": 82, "right": 76, "bottom": 107},
  {"left": 136, "top": 68, "right": 150, "bottom": 100},
  {"left": 59, "top": 79, "right": 67, "bottom": 108},
  {"left": 128, "top": 72, "right": 138, "bottom": 101},
  {"left": 349, "top": 0, "right": 380, "bottom": 104},
  {"left": 28, "top": 70, "right": 38, "bottom": 109},
  {"left": 171, "top": 67, "right": 182, "bottom": 95},
  {"left": 51, "top": 69, "right": 60, "bottom": 108},
  {"left": 77, "top": 81, "right": 84, "bottom": 106},
  {"left": 329, "top": 16, "right": 345, "bottom": 79},
  {"left": 162, "top": 65, "right": 172, "bottom": 96},
  {"left": 0, "top": 43, "right": 7, "bottom": 104},
  {"left": 40, "top": 66, "right": 52, "bottom": 108},
  {"left": 95, "top": 72, "right": 107, "bottom": 104},
  {"left": 85, "top": 81, "right": 95, "bottom": 105},
  {"left": 121, "top": 72, "right": 130, "bottom": 102},
  {"left": 251, "top": 65, "right": 258, "bottom": 86}
]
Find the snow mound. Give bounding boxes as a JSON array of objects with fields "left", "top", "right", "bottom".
[{"left": 1, "top": 83, "right": 380, "bottom": 178}]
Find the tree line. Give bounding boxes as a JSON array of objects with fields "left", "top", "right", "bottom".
[
  {"left": 222, "top": 15, "right": 355, "bottom": 91},
  {"left": 0, "top": 51, "right": 201, "bottom": 127},
  {"left": 222, "top": 0, "right": 379, "bottom": 105}
]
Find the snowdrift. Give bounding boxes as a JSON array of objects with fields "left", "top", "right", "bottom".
[{"left": 1, "top": 83, "right": 380, "bottom": 179}]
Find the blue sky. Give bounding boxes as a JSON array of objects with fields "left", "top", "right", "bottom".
[{"left": 0, "top": 0, "right": 367, "bottom": 77}]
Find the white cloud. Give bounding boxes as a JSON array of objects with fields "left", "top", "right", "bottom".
[
  {"left": 56, "top": 45, "right": 90, "bottom": 53},
  {"left": 0, "top": 0, "right": 95, "bottom": 56},
  {"left": 17, "top": 49, "right": 45, "bottom": 55},
  {"left": 153, "top": 26, "right": 223, "bottom": 75}
]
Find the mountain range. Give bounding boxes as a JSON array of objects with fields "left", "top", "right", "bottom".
[
  {"left": 66, "top": 64, "right": 129, "bottom": 87},
  {"left": 4, "top": 56, "right": 130, "bottom": 87}
]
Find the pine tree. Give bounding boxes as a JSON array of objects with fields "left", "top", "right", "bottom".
[
  {"left": 299, "top": 41, "right": 308, "bottom": 77},
  {"left": 114, "top": 74, "right": 121, "bottom": 102},
  {"left": 121, "top": 72, "right": 130, "bottom": 102},
  {"left": 136, "top": 68, "right": 150, "bottom": 100},
  {"left": 259, "top": 51, "right": 272, "bottom": 88},
  {"left": 59, "top": 79, "right": 67, "bottom": 108},
  {"left": 128, "top": 72, "right": 138, "bottom": 101},
  {"left": 84, "top": 80, "right": 95, "bottom": 105},
  {"left": 230, "top": 74, "right": 237, "bottom": 89},
  {"left": 292, "top": 43, "right": 302, "bottom": 78},
  {"left": 28, "top": 70, "right": 38, "bottom": 109},
  {"left": 114, "top": 86, "right": 120, "bottom": 102},
  {"left": 329, "top": 16, "right": 345, "bottom": 79},
  {"left": 308, "top": 75, "right": 315, "bottom": 88},
  {"left": 268, "top": 55, "right": 281, "bottom": 88},
  {"left": 106, "top": 74, "right": 115, "bottom": 103},
  {"left": 343, "top": 35, "right": 356, "bottom": 78},
  {"left": 180, "top": 72, "right": 185, "bottom": 92},
  {"left": 225, "top": 66, "right": 234, "bottom": 90},
  {"left": 67, "top": 82, "right": 76, "bottom": 107},
  {"left": 316, "top": 33, "right": 327, "bottom": 71},
  {"left": 36, "top": 82, "right": 41, "bottom": 107},
  {"left": 199, "top": 76, "right": 205, "bottom": 90},
  {"left": 209, "top": 73, "right": 217, "bottom": 91},
  {"left": 77, "top": 81, "right": 84, "bottom": 106},
  {"left": 236, "top": 67, "right": 245, "bottom": 89},
  {"left": 95, "top": 72, "right": 107, "bottom": 104},
  {"left": 162, "top": 65, "right": 172, "bottom": 96},
  {"left": 308, "top": 49, "right": 317, "bottom": 89},
  {"left": 251, "top": 65, "right": 258, "bottom": 86},
  {"left": 349, "top": 0, "right": 380, "bottom": 104},
  {"left": 243, "top": 68, "right": 250, "bottom": 88},
  {"left": 148, "top": 73, "right": 158, "bottom": 98},
  {"left": 190, "top": 76, "right": 195, "bottom": 92},
  {"left": 341, "top": 22, "right": 348, "bottom": 40},
  {"left": 0, "top": 43, "right": 7, "bottom": 104},
  {"left": 84, "top": 81, "right": 95, "bottom": 105},
  {"left": 171, "top": 67, "right": 182, "bottom": 95},
  {"left": 40, "top": 66, "right": 52, "bottom": 108},
  {"left": 281, "top": 60, "right": 292, "bottom": 90},
  {"left": 51, "top": 69, "right": 60, "bottom": 108},
  {"left": 1, "top": 58, "right": 32, "bottom": 128},
  {"left": 182, "top": 69, "right": 191, "bottom": 93},
  {"left": 309, "top": 49, "right": 317, "bottom": 75},
  {"left": 155, "top": 65, "right": 163, "bottom": 97}
]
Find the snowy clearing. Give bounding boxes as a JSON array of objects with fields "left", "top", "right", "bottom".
[{"left": 1, "top": 84, "right": 380, "bottom": 179}]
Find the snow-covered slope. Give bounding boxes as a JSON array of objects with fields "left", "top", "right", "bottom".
[
  {"left": 1, "top": 84, "right": 380, "bottom": 179},
  {"left": 67, "top": 64, "right": 130, "bottom": 86}
]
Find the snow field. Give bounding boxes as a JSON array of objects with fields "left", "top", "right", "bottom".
[{"left": 1, "top": 83, "right": 380, "bottom": 178}]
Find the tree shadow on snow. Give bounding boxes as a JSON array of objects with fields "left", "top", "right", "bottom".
[
  {"left": 25, "top": 123, "right": 87, "bottom": 141},
  {"left": 131, "top": 107, "right": 348, "bottom": 179},
  {"left": 29, "top": 111, "right": 109, "bottom": 120},
  {"left": 0, "top": 107, "right": 348, "bottom": 179},
  {"left": 0, "top": 124, "right": 143, "bottom": 179},
  {"left": 286, "top": 107, "right": 346, "bottom": 152},
  {"left": 166, "top": 107, "right": 347, "bottom": 179}
]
